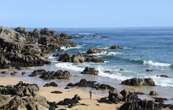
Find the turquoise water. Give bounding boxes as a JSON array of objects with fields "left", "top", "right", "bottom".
[{"left": 54, "top": 28, "right": 173, "bottom": 87}]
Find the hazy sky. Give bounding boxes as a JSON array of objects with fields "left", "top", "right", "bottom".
[{"left": 0, "top": 0, "right": 173, "bottom": 28}]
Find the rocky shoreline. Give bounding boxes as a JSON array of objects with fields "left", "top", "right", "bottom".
[{"left": 0, "top": 27, "right": 173, "bottom": 110}]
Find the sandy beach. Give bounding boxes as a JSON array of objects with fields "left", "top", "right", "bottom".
[{"left": 0, "top": 76, "right": 120, "bottom": 110}]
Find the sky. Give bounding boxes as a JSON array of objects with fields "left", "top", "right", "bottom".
[{"left": 0, "top": 0, "right": 173, "bottom": 28}]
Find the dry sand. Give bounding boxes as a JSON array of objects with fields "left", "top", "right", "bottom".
[{"left": 0, "top": 76, "right": 120, "bottom": 110}]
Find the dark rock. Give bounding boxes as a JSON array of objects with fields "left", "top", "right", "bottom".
[
  {"left": 157, "top": 75, "right": 169, "bottom": 78},
  {"left": 67, "top": 79, "right": 115, "bottom": 91},
  {"left": 57, "top": 94, "right": 81, "bottom": 108},
  {"left": 0, "top": 95, "right": 49, "bottom": 110},
  {"left": 43, "top": 82, "right": 58, "bottom": 87},
  {"left": 48, "top": 102, "right": 58, "bottom": 110},
  {"left": 153, "top": 97, "right": 168, "bottom": 103},
  {"left": 21, "top": 72, "right": 26, "bottom": 75},
  {"left": 98, "top": 90, "right": 122, "bottom": 104},
  {"left": 30, "top": 69, "right": 71, "bottom": 80},
  {"left": 146, "top": 69, "right": 153, "bottom": 72},
  {"left": 81, "top": 67, "right": 98, "bottom": 75},
  {"left": 51, "top": 91, "right": 62, "bottom": 94},
  {"left": 85, "top": 56, "right": 104, "bottom": 63},
  {"left": 149, "top": 91, "right": 158, "bottom": 96},
  {"left": 39, "top": 70, "right": 71, "bottom": 80},
  {"left": 109, "top": 45, "right": 121, "bottom": 49},
  {"left": 120, "top": 89, "right": 130, "bottom": 100},
  {"left": 0, "top": 27, "right": 76, "bottom": 69},
  {"left": 87, "top": 48, "right": 105, "bottom": 54},
  {"left": 58, "top": 53, "right": 71, "bottom": 62},
  {"left": 121, "top": 78, "right": 155, "bottom": 86},
  {"left": 29, "top": 69, "right": 47, "bottom": 77},
  {"left": 10, "top": 72, "right": 17, "bottom": 76},
  {"left": 120, "top": 93, "right": 163, "bottom": 110}
]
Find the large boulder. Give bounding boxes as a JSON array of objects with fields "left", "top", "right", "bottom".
[
  {"left": 40, "top": 70, "right": 71, "bottom": 80},
  {"left": 0, "top": 81, "right": 39, "bottom": 97},
  {"left": 121, "top": 78, "right": 155, "bottom": 86},
  {"left": 71, "top": 54, "right": 85, "bottom": 63},
  {"left": 58, "top": 53, "right": 71, "bottom": 62},
  {"left": 119, "top": 93, "right": 163, "bottom": 110},
  {"left": 1, "top": 95, "right": 49, "bottom": 110},
  {"left": 98, "top": 90, "right": 122, "bottom": 104},
  {"left": 29, "top": 69, "right": 71, "bottom": 80},
  {"left": 43, "top": 82, "right": 58, "bottom": 87},
  {"left": 81, "top": 67, "right": 98, "bottom": 75},
  {"left": 57, "top": 94, "right": 81, "bottom": 108}
]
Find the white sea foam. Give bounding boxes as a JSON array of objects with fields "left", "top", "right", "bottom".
[
  {"left": 60, "top": 45, "right": 82, "bottom": 51},
  {"left": 97, "top": 67, "right": 131, "bottom": 81},
  {"left": 55, "top": 62, "right": 84, "bottom": 72},
  {"left": 149, "top": 75, "right": 173, "bottom": 87},
  {"left": 143, "top": 60, "right": 171, "bottom": 67},
  {"left": 92, "top": 51, "right": 121, "bottom": 56},
  {"left": 48, "top": 55, "right": 58, "bottom": 63}
]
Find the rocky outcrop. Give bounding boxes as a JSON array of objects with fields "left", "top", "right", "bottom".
[
  {"left": 0, "top": 81, "right": 51, "bottom": 110},
  {"left": 87, "top": 48, "right": 105, "bottom": 54},
  {"left": 81, "top": 67, "right": 98, "bottom": 75},
  {"left": 109, "top": 45, "right": 122, "bottom": 49},
  {"left": 119, "top": 93, "right": 163, "bottom": 110},
  {"left": 29, "top": 69, "right": 71, "bottom": 80},
  {"left": 121, "top": 78, "right": 155, "bottom": 86},
  {"left": 98, "top": 90, "right": 122, "bottom": 104},
  {"left": 58, "top": 53, "right": 103, "bottom": 63},
  {"left": 0, "top": 27, "right": 76, "bottom": 68},
  {"left": 67, "top": 79, "right": 115, "bottom": 91},
  {"left": 0, "top": 81, "right": 39, "bottom": 97},
  {"left": 57, "top": 94, "right": 81, "bottom": 108},
  {"left": 43, "top": 82, "right": 58, "bottom": 87}
]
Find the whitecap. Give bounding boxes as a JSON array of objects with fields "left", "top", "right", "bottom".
[
  {"left": 143, "top": 60, "right": 171, "bottom": 67},
  {"left": 60, "top": 45, "right": 82, "bottom": 51},
  {"left": 55, "top": 62, "right": 84, "bottom": 72},
  {"left": 149, "top": 75, "right": 173, "bottom": 87},
  {"left": 92, "top": 51, "right": 121, "bottom": 56},
  {"left": 97, "top": 67, "right": 131, "bottom": 81}
]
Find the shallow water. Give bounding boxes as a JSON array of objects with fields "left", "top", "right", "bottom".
[{"left": 55, "top": 28, "right": 173, "bottom": 88}]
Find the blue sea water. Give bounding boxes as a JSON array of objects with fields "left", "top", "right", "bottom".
[{"left": 54, "top": 28, "right": 173, "bottom": 87}]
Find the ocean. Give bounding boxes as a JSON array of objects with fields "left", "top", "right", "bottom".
[{"left": 50, "top": 28, "right": 173, "bottom": 88}]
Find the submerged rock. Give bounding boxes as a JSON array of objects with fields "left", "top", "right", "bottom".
[
  {"left": 109, "top": 45, "right": 122, "bottom": 49},
  {"left": 121, "top": 78, "right": 155, "bottom": 86},
  {"left": 81, "top": 67, "right": 98, "bottom": 75}
]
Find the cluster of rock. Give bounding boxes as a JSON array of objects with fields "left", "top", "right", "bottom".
[
  {"left": 121, "top": 78, "right": 155, "bottom": 86},
  {"left": 0, "top": 27, "right": 76, "bottom": 68},
  {"left": 58, "top": 53, "right": 104, "bottom": 63},
  {"left": 0, "top": 81, "right": 51, "bottom": 110},
  {"left": 67, "top": 79, "right": 115, "bottom": 91},
  {"left": 29, "top": 69, "right": 71, "bottom": 80}
]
